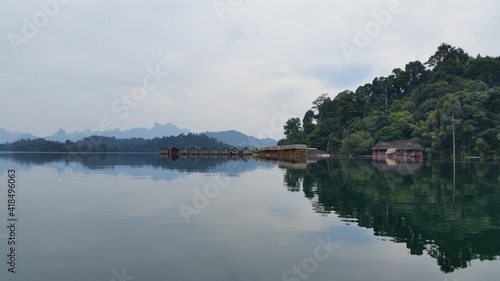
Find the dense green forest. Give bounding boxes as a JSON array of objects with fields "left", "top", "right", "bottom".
[
  {"left": 279, "top": 44, "right": 500, "bottom": 158},
  {"left": 0, "top": 133, "right": 231, "bottom": 152}
]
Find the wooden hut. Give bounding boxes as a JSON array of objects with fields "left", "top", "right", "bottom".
[
  {"left": 171, "top": 147, "right": 179, "bottom": 155},
  {"left": 371, "top": 140, "right": 424, "bottom": 159},
  {"left": 210, "top": 147, "right": 219, "bottom": 155},
  {"left": 190, "top": 147, "right": 200, "bottom": 155},
  {"left": 180, "top": 147, "right": 189, "bottom": 155},
  {"left": 220, "top": 148, "right": 230, "bottom": 155},
  {"left": 160, "top": 147, "right": 169, "bottom": 155},
  {"left": 200, "top": 147, "right": 209, "bottom": 155},
  {"left": 241, "top": 147, "right": 252, "bottom": 155}
]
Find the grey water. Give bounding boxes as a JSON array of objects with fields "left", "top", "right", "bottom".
[{"left": 0, "top": 153, "right": 499, "bottom": 281}]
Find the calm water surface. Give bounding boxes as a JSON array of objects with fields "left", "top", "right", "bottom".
[{"left": 0, "top": 153, "right": 499, "bottom": 281}]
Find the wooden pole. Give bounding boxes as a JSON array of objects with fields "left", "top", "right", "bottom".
[{"left": 452, "top": 113, "right": 456, "bottom": 161}]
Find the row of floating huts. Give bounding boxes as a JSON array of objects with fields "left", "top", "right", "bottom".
[
  {"left": 259, "top": 144, "right": 309, "bottom": 157},
  {"left": 160, "top": 146, "right": 253, "bottom": 156}
]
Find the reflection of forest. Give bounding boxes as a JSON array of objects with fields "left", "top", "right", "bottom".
[
  {"left": 0, "top": 152, "right": 256, "bottom": 173},
  {"left": 371, "top": 158, "right": 424, "bottom": 175},
  {"left": 283, "top": 159, "right": 500, "bottom": 273}
]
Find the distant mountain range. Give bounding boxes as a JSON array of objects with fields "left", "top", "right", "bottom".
[
  {"left": 0, "top": 123, "right": 277, "bottom": 148},
  {"left": 0, "top": 128, "right": 38, "bottom": 143},
  {"left": 204, "top": 130, "right": 276, "bottom": 148}
]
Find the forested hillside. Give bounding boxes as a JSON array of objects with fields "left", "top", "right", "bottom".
[
  {"left": 0, "top": 133, "right": 230, "bottom": 152},
  {"left": 279, "top": 44, "right": 500, "bottom": 157}
]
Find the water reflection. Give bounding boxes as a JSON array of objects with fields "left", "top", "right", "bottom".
[
  {"left": 1, "top": 152, "right": 499, "bottom": 277},
  {"left": 371, "top": 158, "right": 424, "bottom": 175},
  {"left": 0, "top": 152, "right": 269, "bottom": 181},
  {"left": 282, "top": 158, "right": 500, "bottom": 273}
]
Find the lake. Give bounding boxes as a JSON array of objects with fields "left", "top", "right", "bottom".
[{"left": 0, "top": 153, "right": 499, "bottom": 281}]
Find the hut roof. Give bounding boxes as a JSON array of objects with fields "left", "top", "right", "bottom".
[{"left": 371, "top": 140, "right": 424, "bottom": 151}]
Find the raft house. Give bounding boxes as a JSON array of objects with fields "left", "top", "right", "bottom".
[
  {"left": 258, "top": 144, "right": 309, "bottom": 158},
  {"left": 160, "top": 146, "right": 253, "bottom": 156},
  {"left": 371, "top": 140, "right": 424, "bottom": 159}
]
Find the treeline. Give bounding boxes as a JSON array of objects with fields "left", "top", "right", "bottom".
[
  {"left": 279, "top": 43, "right": 500, "bottom": 157},
  {"left": 0, "top": 133, "right": 230, "bottom": 152}
]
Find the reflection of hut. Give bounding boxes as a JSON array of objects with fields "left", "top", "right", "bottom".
[
  {"left": 241, "top": 147, "right": 252, "bottom": 155},
  {"left": 171, "top": 147, "right": 179, "bottom": 155},
  {"left": 230, "top": 148, "right": 240, "bottom": 155},
  {"left": 190, "top": 147, "right": 200, "bottom": 155},
  {"left": 200, "top": 147, "right": 209, "bottom": 155},
  {"left": 371, "top": 158, "right": 424, "bottom": 175},
  {"left": 160, "top": 147, "right": 169, "bottom": 155},
  {"left": 371, "top": 140, "right": 424, "bottom": 158},
  {"left": 259, "top": 156, "right": 308, "bottom": 169},
  {"left": 220, "top": 148, "right": 229, "bottom": 155},
  {"left": 180, "top": 147, "right": 189, "bottom": 155}
]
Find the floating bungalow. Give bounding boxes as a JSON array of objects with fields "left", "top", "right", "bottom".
[
  {"left": 160, "top": 147, "right": 169, "bottom": 155},
  {"left": 180, "top": 147, "right": 189, "bottom": 155},
  {"left": 371, "top": 140, "right": 424, "bottom": 159},
  {"left": 210, "top": 147, "right": 219, "bottom": 155},
  {"left": 161, "top": 146, "right": 255, "bottom": 157},
  {"left": 259, "top": 144, "right": 308, "bottom": 158},
  {"left": 241, "top": 147, "right": 253, "bottom": 155},
  {"left": 190, "top": 147, "right": 200, "bottom": 155}
]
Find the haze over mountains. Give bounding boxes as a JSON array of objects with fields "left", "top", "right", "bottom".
[{"left": 0, "top": 122, "right": 277, "bottom": 148}]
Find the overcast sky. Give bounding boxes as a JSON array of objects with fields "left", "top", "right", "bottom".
[{"left": 1, "top": 0, "right": 499, "bottom": 139}]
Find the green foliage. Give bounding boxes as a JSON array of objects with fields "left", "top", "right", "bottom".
[
  {"left": 0, "top": 133, "right": 230, "bottom": 152},
  {"left": 283, "top": 117, "right": 302, "bottom": 137},
  {"left": 279, "top": 117, "right": 307, "bottom": 145},
  {"left": 282, "top": 159, "right": 500, "bottom": 273},
  {"left": 280, "top": 43, "right": 500, "bottom": 157},
  {"left": 340, "top": 131, "right": 374, "bottom": 155},
  {"left": 467, "top": 56, "right": 500, "bottom": 87}
]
